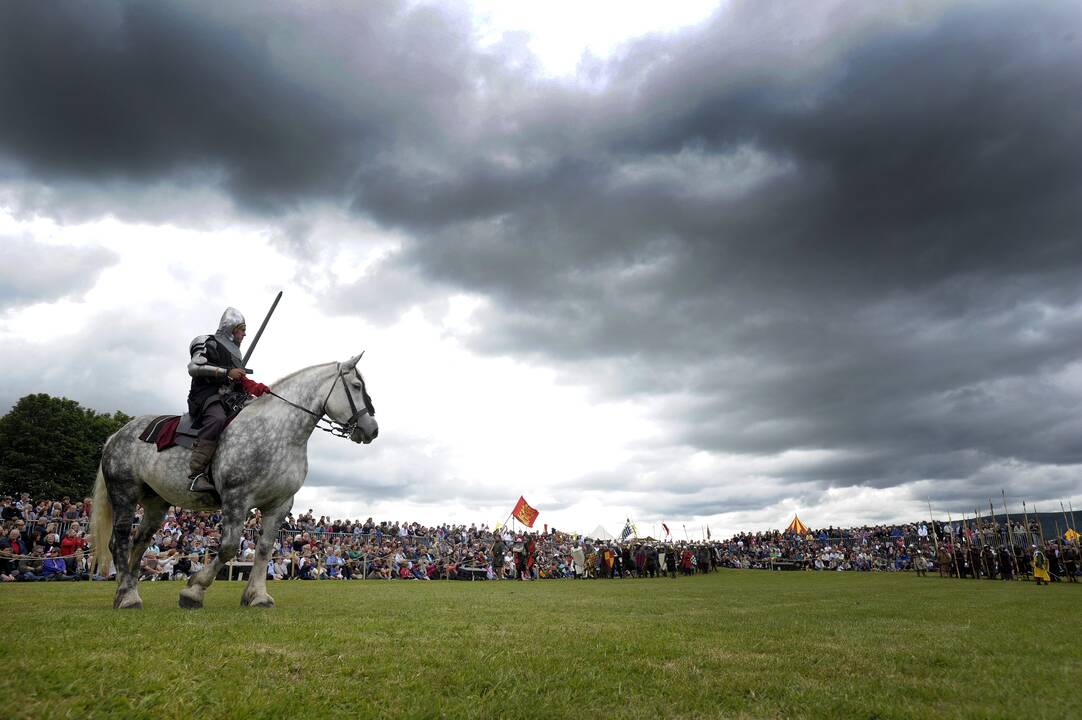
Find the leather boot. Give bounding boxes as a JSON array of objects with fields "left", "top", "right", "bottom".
[{"left": 188, "top": 440, "right": 219, "bottom": 493}]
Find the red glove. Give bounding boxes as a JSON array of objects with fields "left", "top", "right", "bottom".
[{"left": 240, "top": 376, "right": 271, "bottom": 397}]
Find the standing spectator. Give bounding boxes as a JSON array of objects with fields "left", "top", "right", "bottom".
[{"left": 0, "top": 496, "right": 18, "bottom": 522}]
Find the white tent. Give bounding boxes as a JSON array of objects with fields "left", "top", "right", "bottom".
[{"left": 587, "top": 525, "right": 615, "bottom": 541}]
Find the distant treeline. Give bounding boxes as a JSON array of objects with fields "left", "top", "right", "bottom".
[{"left": 0, "top": 394, "right": 131, "bottom": 498}]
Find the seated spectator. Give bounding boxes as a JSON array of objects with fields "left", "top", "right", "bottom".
[
  {"left": 18, "top": 545, "right": 46, "bottom": 581},
  {"left": 60, "top": 524, "right": 86, "bottom": 575},
  {"left": 139, "top": 551, "right": 168, "bottom": 581},
  {"left": 269, "top": 555, "right": 289, "bottom": 580},
  {"left": 173, "top": 554, "right": 192, "bottom": 580},
  {"left": 324, "top": 550, "right": 341, "bottom": 579},
  {"left": 297, "top": 552, "right": 317, "bottom": 580},
  {"left": 43, "top": 550, "right": 74, "bottom": 580},
  {"left": 0, "top": 528, "right": 30, "bottom": 581}
]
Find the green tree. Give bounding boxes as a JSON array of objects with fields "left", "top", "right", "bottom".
[{"left": 0, "top": 394, "right": 131, "bottom": 498}]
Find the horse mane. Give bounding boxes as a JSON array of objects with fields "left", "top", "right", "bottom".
[{"left": 271, "top": 361, "right": 337, "bottom": 386}]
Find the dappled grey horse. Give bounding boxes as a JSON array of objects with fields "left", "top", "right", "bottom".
[{"left": 90, "top": 355, "right": 378, "bottom": 609}]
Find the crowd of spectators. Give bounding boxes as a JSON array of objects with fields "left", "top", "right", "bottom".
[{"left": 1, "top": 493, "right": 1078, "bottom": 583}]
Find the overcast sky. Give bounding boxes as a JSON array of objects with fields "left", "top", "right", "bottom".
[{"left": 2, "top": 0, "right": 1081, "bottom": 536}]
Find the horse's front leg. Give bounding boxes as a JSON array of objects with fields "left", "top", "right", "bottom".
[
  {"left": 179, "top": 502, "right": 245, "bottom": 609},
  {"left": 241, "top": 496, "right": 294, "bottom": 608}
]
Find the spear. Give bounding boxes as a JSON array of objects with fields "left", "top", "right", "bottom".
[
  {"left": 968, "top": 507, "right": 978, "bottom": 579},
  {"left": 1053, "top": 517, "right": 1063, "bottom": 581},
  {"left": 927, "top": 499, "right": 939, "bottom": 555},
  {"left": 1033, "top": 504, "right": 1050, "bottom": 581},
  {"left": 988, "top": 498, "right": 1003, "bottom": 579},
  {"left": 1060, "top": 501, "right": 1073, "bottom": 543},
  {"left": 1000, "top": 490, "right": 1019, "bottom": 578},
  {"left": 974, "top": 507, "right": 989, "bottom": 578},
  {"left": 946, "top": 510, "right": 961, "bottom": 578},
  {"left": 1023, "top": 501, "right": 1034, "bottom": 581}
]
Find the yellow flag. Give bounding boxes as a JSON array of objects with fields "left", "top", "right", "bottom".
[{"left": 1065, "top": 528, "right": 1080, "bottom": 542}]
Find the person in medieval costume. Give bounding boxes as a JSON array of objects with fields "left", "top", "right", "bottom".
[
  {"left": 187, "top": 307, "right": 269, "bottom": 493},
  {"left": 1032, "top": 545, "right": 1050, "bottom": 586}
]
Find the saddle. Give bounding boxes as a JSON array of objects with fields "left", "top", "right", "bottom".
[
  {"left": 138, "top": 415, "right": 199, "bottom": 451},
  {"left": 139, "top": 398, "right": 247, "bottom": 452}
]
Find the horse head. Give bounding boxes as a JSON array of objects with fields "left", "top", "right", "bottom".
[{"left": 325, "top": 353, "right": 378, "bottom": 444}]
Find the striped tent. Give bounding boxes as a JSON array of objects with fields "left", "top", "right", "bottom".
[{"left": 785, "top": 515, "right": 810, "bottom": 535}]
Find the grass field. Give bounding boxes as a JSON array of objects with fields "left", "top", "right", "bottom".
[{"left": 1, "top": 571, "right": 1078, "bottom": 719}]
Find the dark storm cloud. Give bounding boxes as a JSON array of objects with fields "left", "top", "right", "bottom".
[
  {"left": 3, "top": 0, "right": 1081, "bottom": 513},
  {"left": 0, "top": 1, "right": 477, "bottom": 213},
  {"left": 0, "top": 238, "right": 117, "bottom": 309}
]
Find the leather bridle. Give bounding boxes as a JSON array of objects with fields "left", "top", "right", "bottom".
[{"left": 266, "top": 363, "right": 375, "bottom": 440}]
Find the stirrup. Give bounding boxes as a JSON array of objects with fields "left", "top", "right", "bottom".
[{"left": 188, "top": 472, "right": 215, "bottom": 494}]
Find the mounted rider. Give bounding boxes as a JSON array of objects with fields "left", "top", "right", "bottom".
[{"left": 187, "top": 307, "right": 269, "bottom": 493}]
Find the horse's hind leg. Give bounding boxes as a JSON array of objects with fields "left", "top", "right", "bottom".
[
  {"left": 127, "top": 492, "right": 171, "bottom": 578},
  {"left": 107, "top": 481, "right": 141, "bottom": 609}
]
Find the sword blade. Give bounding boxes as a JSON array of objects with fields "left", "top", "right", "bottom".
[{"left": 241, "top": 290, "right": 283, "bottom": 369}]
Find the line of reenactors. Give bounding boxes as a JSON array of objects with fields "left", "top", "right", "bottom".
[{"left": 933, "top": 540, "right": 1079, "bottom": 582}]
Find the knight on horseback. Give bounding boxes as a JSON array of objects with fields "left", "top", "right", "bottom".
[{"left": 187, "top": 307, "right": 269, "bottom": 493}]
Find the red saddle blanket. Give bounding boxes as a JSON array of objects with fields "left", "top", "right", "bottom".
[{"left": 138, "top": 415, "right": 181, "bottom": 452}]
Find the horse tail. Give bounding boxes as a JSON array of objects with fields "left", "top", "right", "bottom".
[{"left": 90, "top": 464, "right": 113, "bottom": 576}]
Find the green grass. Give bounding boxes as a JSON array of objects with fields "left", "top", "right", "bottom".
[{"left": 1, "top": 571, "right": 1079, "bottom": 719}]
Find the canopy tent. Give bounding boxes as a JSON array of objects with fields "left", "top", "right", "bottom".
[
  {"left": 785, "top": 515, "right": 810, "bottom": 535},
  {"left": 587, "top": 525, "right": 616, "bottom": 541}
]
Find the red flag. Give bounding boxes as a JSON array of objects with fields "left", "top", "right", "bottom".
[
  {"left": 662, "top": 523, "right": 670, "bottom": 536},
  {"left": 511, "top": 496, "right": 539, "bottom": 528}
]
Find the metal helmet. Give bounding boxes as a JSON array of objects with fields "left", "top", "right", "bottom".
[{"left": 215, "top": 307, "right": 246, "bottom": 365}]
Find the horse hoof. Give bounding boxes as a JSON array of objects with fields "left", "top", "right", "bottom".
[
  {"left": 178, "top": 588, "right": 204, "bottom": 610},
  {"left": 115, "top": 597, "right": 143, "bottom": 610},
  {"left": 243, "top": 594, "right": 275, "bottom": 608}
]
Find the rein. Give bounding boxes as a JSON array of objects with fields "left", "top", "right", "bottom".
[{"left": 265, "top": 364, "right": 374, "bottom": 439}]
